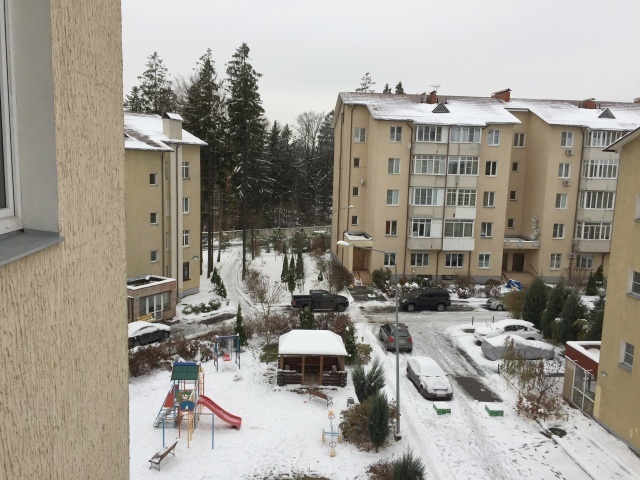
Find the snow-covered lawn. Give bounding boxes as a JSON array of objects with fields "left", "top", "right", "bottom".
[{"left": 129, "top": 244, "right": 640, "bottom": 479}]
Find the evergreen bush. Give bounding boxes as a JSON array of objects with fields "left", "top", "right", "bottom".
[
  {"left": 368, "top": 392, "right": 390, "bottom": 453},
  {"left": 521, "top": 277, "right": 548, "bottom": 329},
  {"left": 393, "top": 449, "right": 426, "bottom": 480}
]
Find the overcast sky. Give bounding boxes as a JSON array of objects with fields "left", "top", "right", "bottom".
[{"left": 122, "top": 0, "right": 640, "bottom": 127}]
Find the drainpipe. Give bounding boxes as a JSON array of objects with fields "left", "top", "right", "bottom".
[
  {"left": 569, "top": 129, "right": 586, "bottom": 281},
  {"left": 403, "top": 122, "right": 414, "bottom": 279},
  {"left": 336, "top": 107, "right": 344, "bottom": 259},
  {"left": 436, "top": 131, "right": 451, "bottom": 281},
  {"left": 341, "top": 105, "right": 356, "bottom": 265}
]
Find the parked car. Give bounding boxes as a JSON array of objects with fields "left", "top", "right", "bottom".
[
  {"left": 399, "top": 288, "right": 451, "bottom": 312},
  {"left": 291, "top": 289, "right": 349, "bottom": 312},
  {"left": 406, "top": 356, "right": 453, "bottom": 400},
  {"left": 128, "top": 321, "right": 171, "bottom": 349},
  {"left": 485, "top": 292, "right": 510, "bottom": 311},
  {"left": 474, "top": 319, "right": 542, "bottom": 345},
  {"left": 379, "top": 322, "right": 413, "bottom": 352}
]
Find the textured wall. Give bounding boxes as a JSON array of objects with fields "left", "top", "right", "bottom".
[{"left": 0, "top": 1, "right": 129, "bottom": 479}]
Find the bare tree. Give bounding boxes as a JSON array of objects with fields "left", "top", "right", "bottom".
[{"left": 245, "top": 267, "right": 289, "bottom": 344}]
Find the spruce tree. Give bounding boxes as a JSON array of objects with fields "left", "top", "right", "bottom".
[
  {"left": 368, "top": 392, "right": 390, "bottom": 453},
  {"left": 556, "top": 290, "right": 586, "bottom": 343},
  {"left": 344, "top": 325, "right": 357, "bottom": 363},
  {"left": 135, "top": 52, "right": 176, "bottom": 114},
  {"left": 289, "top": 255, "right": 296, "bottom": 274},
  {"left": 234, "top": 305, "right": 248, "bottom": 346},
  {"left": 395, "top": 82, "right": 405, "bottom": 94},
  {"left": 541, "top": 281, "right": 569, "bottom": 339},
  {"left": 299, "top": 309, "right": 315, "bottom": 329},
  {"left": 355, "top": 72, "right": 375, "bottom": 93},
  {"left": 124, "top": 86, "right": 144, "bottom": 112},
  {"left": 382, "top": 83, "right": 391, "bottom": 94},
  {"left": 287, "top": 270, "right": 296, "bottom": 294},
  {"left": 521, "top": 277, "right": 548, "bottom": 329},
  {"left": 594, "top": 265, "right": 604, "bottom": 286},
  {"left": 316, "top": 112, "right": 334, "bottom": 223},
  {"left": 585, "top": 273, "right": 598, "bottom": 295},
  {"left": 216, "top": 279, "right": 227, "bottom": 299},
  {"left": 281, "top": 253, "right": 289, "bottom": 281},
  {"left": 585, "top": 294, "right": 605, "bottom": 341},
  {"left": 393, "top": 449, "right": 426, "bottom": 480},
  {"left": 296, "top": 251, "right": 304, "bottom": 280}
]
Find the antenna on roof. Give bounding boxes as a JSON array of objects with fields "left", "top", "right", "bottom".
[{"left": 430, "top": 83, "right": 441, "bottom": 93}]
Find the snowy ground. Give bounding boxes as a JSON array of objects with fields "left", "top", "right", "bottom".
[{"left": 129, "top": 243, "right": 640, "bottom": 479}]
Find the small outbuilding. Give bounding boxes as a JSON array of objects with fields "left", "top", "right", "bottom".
[{"left": 277, "top": 330, "right": 348, "bottom": 387}]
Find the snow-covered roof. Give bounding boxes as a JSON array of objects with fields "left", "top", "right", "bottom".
[
  {"left": 124, "top": 112, "right": 206, "bottom": 152},
  {"left": 605, "top": 125, "right": 640, "bottom": 152},
  {"left": 566, "top": 341, "right": 601, "bottom": 364},
  {"left": 278, "top": 329, "right": 348, "bottom": 356}
]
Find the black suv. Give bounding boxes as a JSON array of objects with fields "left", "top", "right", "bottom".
[{"left": 399, "top": 288, "right": 451, "bottom": 312}]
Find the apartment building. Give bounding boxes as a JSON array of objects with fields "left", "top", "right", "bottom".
[
  {"left": 124, "top": 112, "right": 205, "bottom": 302},
  {"left": 332, "top": 90, "right": 640, "bottom": 284},
  {"left": 592, "top": 127, "right": 640, "bottom": 454},
  {"left": 0, "top": 1, "right": 129, "bottom": 478}
]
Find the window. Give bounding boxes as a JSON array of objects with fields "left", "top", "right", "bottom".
[
  {"left": 352, "top": 186, "right": 359, "bottom": 196},
  {"left": 150, "top": 212, "right": 158, "bottom": 225},
  {"left": 579, "top": 191, "right": 615, "bottom": 209},
  {"left": 410, "top": 187, "right": 442, "bottom": 206},
  {"left": 448, "top": 156, "right": 479, "bottom": 175},
  {"left": 385, "top": 220, "right": 397, "bottom": 236},
  {"left": 507, "top": 219, "right": 515, "bottom": 228},
  {"left": 413, "top": 154, "right": 446, "bottom": 174},
  {"left": 509, "top": 190, "right": 517, "bottom": 201},
  {"left": 576, "top": 254, "right": 593, "bottom": 269},
  {"left": 513, "top": 133, "right": 525, "bottom": 148},
  {"left": 354, "top": 128, "right": 366, "bottom": 143},
  {"left": 410, "top": 218, "right": 431, "bottom": 237},
  {"left": 150, "top": 173, "right": 158, "bottom": 185},
  {"left": 450, "top": 127, "right": 481, "bottom": 143},
  {"left": 386, "top": 189, "right": 399, "bottom": 206},
  {"left": 183, "top": 262, "right": 190, "bottom": 281},
  {"left": 390, "top": 126, "right": 402, "bottom": 142},
  {"left": 478, "top": 253, "right": 490, "bottom": 269},
  {"left": 388, "top": 158, "right": 400, "bottom": 174},
  {"left": 586, "top": 130, "right": 625, "bottom": 148},
  {"left": 561, "top": 131, "right": 573, "bottom": 148},
  {"left": 558, "top": 163, "right": 571, "bottom": 178},
  {"left": 631, "top": 271, "right": 640, "bottom": 295},
  {"left": 550, "top": 253, "right": 562, "bottom": 269},
  {"left": 415, "top": 125, "right": 442, "bottom": 142},
  {"left": 636, "top": 195, "right": 640, "bottom": 221},
  {"left": 351, "top": 215, "right": 358, "bottom": 226},
  {"left": 182, "top": 161, "right": 190, "bottom": 179},
  {"left": 182, "top": 230, "right": 190, "bottom": 247},
  {"left": 445, "top": 253, "right": 464, "bottom": 268},
  {"left": 182, "top": 197, "right": 190, "bottom": 214},
  {"left": 410, "top": 252, "right": 429, "bottom": 267},
  {"left": 552, "top": 223, "right": 565, "bottom": 239},
  {"left": 140, "top": 292, "right": 170, "bottom": 319},
  {"left": 487, "top": 129, "right": 500, "bottom": 146},
  {"left": 444, "top": 219, "right": 473, "bottom": 238},
  {"left": 480, "top": 222, "right": 493, "bottom": 238},
  {"left": 485, "top": 161, "right": 497, "bottom": 176},
  {"left": 582, "top": 159, "right": 618, "bottom": 179},
  {"left": 622, "top": 342, "right": 634, "bottom": 369},
  {"left": 575, "top": 222, "right": 611, "bottom": 240},
  {"left": 446, "top": 188, "right": 476, "bottom": 207},
  {"left": 512, "top": 162, "right": 520, "bottom": 172},
  {"left": 165, "top": 232, "right": 169, "bottom": 250},
  {"left": 150, "top": 250, "right": 158, "bottom": 263},
  {"left": 555, "top": 193, "right": 568, "bottom": 209},
  {"left": 383, "top": 252, "right": 396, "bottom": 267},
  {"left": 483, "top": 191, "right": 496, "bottom": 207},
  {"left": 353, "top": 157, "right": 361, "bottom": 168}
]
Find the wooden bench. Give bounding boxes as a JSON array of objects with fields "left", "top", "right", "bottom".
[
  {"left": 309, "top": 389, "right": 333, "bottom": 407},
  {"left": 149, "top": 440, "right": 178, "bottom": 471}
]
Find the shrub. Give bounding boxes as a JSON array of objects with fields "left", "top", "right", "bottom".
[
  {"left": 372, "top": 268, "right": 390, "bottom": 289},
  {"left": 352, "top": 357, "right": 385, "bottom": 403},
  {"left": 366, "top": 458, "right": 394, "bottom": 480},
  {"left": 585, "top": 273, "right": 597, "bottom": 296},
  {"left": 555, "top": 290, "right": 586, "bottom": 343},
  {"left": 453, "top": 273, "right": 475, "bottom": 299},
  {"left": 521, "top": 277, "right": 548, "bottom": 329},
  {"left": 483, "top": 279, "right": 502, "bottom": 298},
  {"left": 331, "top": 263, "right": 355, "bottom": 291},
  {"left": 234, "top": 305, "right": 248, "bottom": 346},
  {"left": 393, "top": 449, "right": 426, "bottom": 480},
  {"left": 368, "top": 393, "right": 390, "bottom": 453},
  {"left": 340, "top": 398, "right": 397, "bottom": 452},
  {"left": 503, "top": 289, "right": 526, "bottom": 319},
  {"left": 299, "top": 309, "right": 315, "bottom": 329},
  {"left": 541, "top": 281, "right": 570, "bottom": 339},
  {"left": 354, "top": 343, "right": 372, "bottom": 365},
  {"left": 309, "top": 233, "right": 328, "bottom": 252},
  {"left": 291, "top": 230, "right": 308, "bottom": 255},
  {"left": 594, "top": 265, "right": 605, "bottom": 286}
]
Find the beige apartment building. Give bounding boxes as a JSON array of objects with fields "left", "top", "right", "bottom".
[
  {"left": 124, "top": 112, "right": 205, "bottom": 303},
  {"left": 0, "top": 1, "right": 129, "bottom": 478},
  {"left": 332, "top": 90, "right": 640, "bottom": 285},
  {"left": 592, "top": 127, "right": 640, "bottom": 454}
]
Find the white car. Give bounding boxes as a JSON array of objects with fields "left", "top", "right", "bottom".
[
  {"left": 474, "top": 319, "right": 542, "bottom": 345},
  {"left": 128, "top": 321, "right": 171, "bottom": 349},
  {"left": 406, "top": 356, "right": 453, "bottom": 400}
]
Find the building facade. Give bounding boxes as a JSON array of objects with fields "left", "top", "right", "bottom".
[
  {"left": 593, "top": 128, "right": 640, "bottom": 454},
  {"left": 124, "top": 112, "right": 205, "bottom": 301},
  {"left": 0, "top": 1, "right": 129, "bottom": 478},
  {"left": 332, "top": 90, "right": 640, "bottom": 284}
]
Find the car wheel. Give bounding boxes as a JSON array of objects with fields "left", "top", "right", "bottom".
[
  {"left": 406, "top": 303, "right": 416, "bottom": 312},
  {"left": 336, "top": 303, "right": 345, "bottom": 312},
  {"left": 436, "top": 303, "right": 445, "bottom": 312},
  {"left": 496, "top": 305, "right": 504, "bottom": 311},
  {"left": 527, "top": 337, "right": 536, "bottom": 341},
  {"left": 133, "top": 340, "right": 141, "bottom": 347},
  {"left": 475, "top": 340, "right": 482, "bottom": 346}
]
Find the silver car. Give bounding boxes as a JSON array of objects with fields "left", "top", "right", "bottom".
[
  {"left": 406, "top": 356, "right": 453, "bottom": 400},
  {"left": 485, "top": 292, "right": 509, "bottom": 311},
  {"left": 379, "top": 323, "right": 413, "bottom": 352}
]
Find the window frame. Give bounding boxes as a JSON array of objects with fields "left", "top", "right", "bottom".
[
  {"left": 351, "top": 215, "right": 358, "bottom": 226},
  {"left": 445, "top": 253, "right": 464, "bottom": 268},
  {"left": 622, "top": 342, "right": 634, "bottom": 369},
  {"left": 449, "top": 126, "right": 481, "bottom": 144},
  {"left": 389, "top": 126, "right": 402, "bottom": 142},
  {"left": 353, "top": 157, "right": 361, "bottom": 168},
  {"left": 485, "top": 161, "right": 497, "bottom": 176},
  {"left": 410, "top": 187, "right": 442, "bottom": 206},
  {"left": 150, "top": 212, "right": 158, "bottom": 225},
  {"left": 480, "top": 222, "right": 493, "bottom": 238},
  {"left": 181, "top": 161, "right": 190, "bottom": 179},
  {"left": 410, "top": 218, "right": 431, "bottom": 238},
  {"left": 182, "top": 229, "right": 190, "bottom": 247},
  {"left": 561, "top": 131, "right": 574, "bottom": 148},
  {"left": 386, "top": 189, "right": 399, "bottom": 206},
  {"left": 383, "top": 251, "right": 396, "bottom": 267},
  {"left": 415, "top": 125, "right": 443, "bottom": 143},
  {"left": 150, "top": 249, "right": 159, "bottom": 263},
  {"left": 478, "top": 253, "right": 491, "bottom": 269},
  {"left": 444, "top": 219, "right": 474, "bottom": 238},
  {"left": 579, "top": 191, "right": 615, "bottom": 210},
  {"left": 550, "top": 253, "right": 562, "bottom": 270},
  {"left": 509, "top": 190, "right": 517, "bottom": 201},
  {"left": 507, "top": 218, "right": 515, "bottom": 229},
  {"left": 558, "top": 163, "right": 571, "bottom": 178},
  {"left": 575, "top": 254, "right": 593, "bottom": 269},
  {"left": 448, "top": 156, "right": 479, "bottom": 175},
  {"left": 385, "top": 220, "right": 398, "bottom": 236},
  {"left": 182, "top": 196, "right": 190, "bottom": 214},
  {"left": 513, "top": 133, "right": 525, "bottom": 148},
  {"left": 552, "top": 223, "right": 565, "bottom": 239},
  {"left": 410, "top": 252, "right": 429, "bottom": 267},
  {"left": 582, "top": 158, "right": 618, "bottom": 179},
  {"left": 387, "top": 158, "right": 400, "bottom": 174},
  {"left": 575, "top": 222, "right": 612, "bottom": 240},
  {"left": 354, "top": 127, "right": 366, "bottom": 143},
  {"left": 512, "top": 162, "right": 520, "bottom": 172},
  {"left": 413, "top": 154, "right": 446, "bottom": 175},
  {"left": 631, "top": 271, "right": 640, "bottom": 296},
  {"left": 446, "top": 188, "right": 476, "bottom": 207},
  {"left": 149, "top": 172, "right": 158, "bottom": 186},
  {"left": 555, "top": 193, "right": 568, "bottom": 209},
  {"left": 483, "top": 191, "right": 496, "bottom": 207},
  {"left": 487, "top": 129, "right": 500, "bottom": 146},
  {"left": 352, "top": 186, "right": 359, "bottom": 197}
]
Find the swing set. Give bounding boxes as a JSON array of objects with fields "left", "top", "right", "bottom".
[{"left": 213, "top": 334, "right": 241, "bottom": 371}]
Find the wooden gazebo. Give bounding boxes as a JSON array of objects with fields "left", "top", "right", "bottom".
[{"left": 276, "top": 330, "right": 348, "bottom": 387}]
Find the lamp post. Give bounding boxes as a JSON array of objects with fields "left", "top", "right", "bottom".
[
  {"left": 328, "top": 205, "right": 353, "bottom": 292},
  {"left": 337, "top": 240, "right": 401, "bottom": 440}
]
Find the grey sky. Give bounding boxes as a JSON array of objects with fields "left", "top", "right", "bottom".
[{"left": 122, "top": 0, "right": 640, "bottom": 127}]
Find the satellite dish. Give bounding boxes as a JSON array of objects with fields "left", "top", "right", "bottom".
[{"left": 529, "top": 233, "right": 537, "bottom": 240}]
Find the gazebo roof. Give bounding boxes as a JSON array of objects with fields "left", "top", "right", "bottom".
[
  {"left": 278, "top": 330, "right": 348, "bottom": 356},
  {"left": 171, "top": 362, "right": 200, "bottom": 381}
]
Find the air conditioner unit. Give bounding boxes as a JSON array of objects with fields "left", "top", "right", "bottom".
[
  {"left": 563, "top": 179, "right": 570, "bottom": 186},
  {"left": 565, "top": 149, "right": 573, "bottom": 156}
]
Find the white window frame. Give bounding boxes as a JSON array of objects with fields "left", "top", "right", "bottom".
[
  {"left": 444, "top": 219, "right": 474, "bottom": 238},
  {"left": 621, "top": 342, "right": 634, "bottom": 369},
  {"left": 582, "top": 159, "right": 618, "bottom": 179},
  {"left": 478, "top": 253, "right": 490, "bottom": 269},
  {"left": 575, "top": 222, "right": 612, "bottom": 240},
  {"left": 561, "top": 131, "right": 574, "bottom": 148},
  {"left": 352, "top": 186, "right": 359, "bottom": 196},
  {"left": 385, "top": 220, "right": 397, "bottom": 236},
  {"left": 631, "top": 271, "right": 640, "bottom": 295},
  {"left": 485, "top": 161, "right": 497, "bottom": 176},
  {"left": 354, "top": 127, "right": 366, "bottom": 143},
  {"left": 388, "top": 158, "right": 400, "bottom": 174},
  {"left": 410, "top": 187, "right": 442, "bottom": 206},
  {"left": 575, "top": 254, "right": 593, "bottom": 269},
  {"left": 351, "top": 215, "right": 358, "bottom": 226},
  {"left": 579, "top": 191, "right": 615, "bottom": 210},
  {"left": 150, "top": 212, "right": 158, "bottom": 225},
  {"left": 150, "top": 249, "right": 159, "bottom": 263},
  {"left": 512, "top": 162, "right": 520, "bottom": 172},
  {"left": 552, "top": 223, "right": 565, "bottom": 239},
  {"left": 445, "top": 253, "right": 464, "bottom": 268},
  {"left": 480, "top": 222, "right": 493, "bottom": 238},
  {"left": 483, "top": 191, "right": 496, "bottom": 207},
  {"left": 353, "top": 157, "right": 361, "bottom": 168},
  {"left": 487, "top": 129, "right": 500, "bottom": 146},
  {"left": 555, "top": 193, "right": 568, "bottom": 209},
  {"left": 386, "top": 189, "right": 399, "bottom": 206},
  {"left": 446, "top": 188, "right": 476, "bottom": 207},
  {"left": 558, "top": 163, "right": 571, "bottom": 178},
  {"left": 507, "top": 219, "right": 515, "bottom": 229},
  {"left": 410, "top": 218, "right": 431, "bottom": 238},
  {"left": 413, "top": 154, "right": 446, "bottom": 175},
  {"left": 415, "top": 125, "right": 443, "bottom": 142},
  {"left": 182, "top": 161, "right": 190, "bottom": 179},
  {"left": 586, "top": 130, "right": 625, "bottom": 148},
  {"left": 513, "top": 133, "right": 525, "bottom": 148},
  {"left": 509, "top": 190, "right": 517, "bottom": 201},
  {"left": 182, "top": 197, "right": 190, "bottom": 214},
  {"left": 450, "top": 126, "right": 481, "bottom": 143},
  {"left": 550, "top": 253, "right": 562, "bottom": 270},
  {"left": 410, "top": 252, "right": 429, "bottom": 267},
  {"left": 182, "top": 229, "right": 190, "bottom": 247},
  {"left": 448, "top": 156, "right": 479, "bottom": 175},
  {"left": 390, "top": 126, "right": 402, "bottom": 142},
  {"left": 383, "top": 252, "right": 396, "bottom": 267}
]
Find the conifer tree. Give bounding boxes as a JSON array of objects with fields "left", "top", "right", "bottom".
[
  {"left": 216, "top": 279, "right": 227, "bottom": 299},
  {"left": 541, "top": 281, "right": 570, "bottom": 338},
  {"left": 585, "top": 273, "right": 598, "bottom": 296},
  {"left": 594, "top": 265, "right": 604, "bottom": 286},
  {"left": 395, "top": 82, "right": 405, "bottom": 94},
  {"left": 355, "top": 72, "right": 375, "bottom": 93},
  {"left": 124, "top": 86, "right": 144, "bottom": 112},
  {"left": 556, "top": 290, "right": 586, "bottom": 343},
  {"left": 287, "top": 270, "right": 296, "bottom": 294},
  {"left": 234, "top": 305, "right": 248, "bottom": 346},
  {"left": 296, "top": 251, "right": 304, "bottom": 280},
  {"left": 382, "top": 83, "right": 391, "bottom": 94},
  {"left": 584, "top": 294, "right": 605, "bottom": 341},
  {"left": 129, "top": 52, "right": 176, "bottom": 114},
  {"left": 281, "top": 253, "right": 289, "bottom": 281},
  {"left": 521, "top": 277, "right": 548, "bottom": 329},
  {"left": 299, "top": 309, "right": 315, "bottom": 329},
  {"left": 368, "top": 392, "right": 390, "bottom": 453},
  {"left": 289, "top": 255, "right": 296, "bottom": 274}
]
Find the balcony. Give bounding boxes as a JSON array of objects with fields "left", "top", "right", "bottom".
[
  {"left": 503, "top": 237, "right": 540, "bottom": 250},
  {"left": 407, "top": 237, "right": 442, "bottom": 250},
  {"left": 573, "top": 239, "right": 611, "bottom": 253}
]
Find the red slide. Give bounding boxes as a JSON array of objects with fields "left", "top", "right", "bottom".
[{"left": 197, "top": 395, "right": 242, "bottom": 429}]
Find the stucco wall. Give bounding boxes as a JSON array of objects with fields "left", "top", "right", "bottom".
[{"left": 0, "top": 1, "right": 129, "bottom": 478}]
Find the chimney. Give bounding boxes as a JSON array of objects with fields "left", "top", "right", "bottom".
[
  {"left": 427, "top": 90, "right": 438, "bottom": 104},
  {"left": 634, "top": 97, "right": 640, "bottom": 104},
  {"left": 580, "top": 98, "right": 596, "bottom": 109},
  {"left": 491, "top": 88, "right": 511, "bottom": 102},
  {"left": 162, "top": 112, "right": 183, "bottom": 140}
]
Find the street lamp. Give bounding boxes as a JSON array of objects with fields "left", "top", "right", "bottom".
[{"left": 337, "top": 240, "right": 401, "bottom": 440}]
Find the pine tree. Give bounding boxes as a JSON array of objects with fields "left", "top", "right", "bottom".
[
  {"left": 594, "top": 265, "right": 604, "bottom": 285},
  {"left": 393, "top": 449, "right": 426, "bottom": 480},
  {"left": 234, "top": 305, "right": 248, "bottom": 346},
  {"left": 299, "top": 309, "right": 315, "bottom": 329},
  {"left": 344, "top": 324, "right": 357, "bottom": 363},
  {"left": 355, "top": 72, "right": 375, "bottom": 93},
  {"left": 281, "top": 253, "right": 289, "bottom": 281},
  {"left": 541, "top": 281, "right": 570, "bottom": 339},
  {"left": 585, "top": 273, "right": 598, "bottom": 295},
  {"left": 584, "top": 294, "right": 605, "bottom": 341},
  {"left": 395, "top": 82, "right": 405, "bottom": 94},
  {"left": 556, "top": 290, "right": 586, "bottom": 343},
  {"left": 216, "top": 279, "right": 227, "bottom": 299},
  {"left": 124, "top": 86, "right": 144, "bottom": 112},
  {"left": 135, "top": 52, "right": 176, "bottom": 114},
  {"left": 382, "top": 83, "right": 391, "bottom": 94},
  {"left": 521, "top": 277, "right": 548, "bottom": 330},
  {"left": 287, "top": 270, "right": 296, "bottom": 294},
  {"left": 368, "top": 392, "right": 390, "bottom": 453},
  {"left": 316, "top": 112, "right": 334, "bottom": 223},
  {"left": 296, "top": 251, "right": 304, "bottom": 280},
  {"left": 289, "top": 255, "right": 296, "bottom": 274}
]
